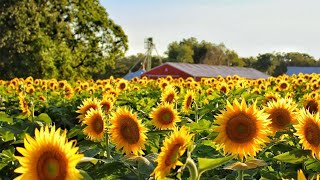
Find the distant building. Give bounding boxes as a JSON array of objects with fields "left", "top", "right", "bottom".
[
  {"left": 141, "top": 62, "right": 270, "bottom": 80},
  {"left": 286, "top": 66, "right": 320, "bottom": 75},
  {"left": 123, "top": 69, "right": 145, "bottom": 80}
]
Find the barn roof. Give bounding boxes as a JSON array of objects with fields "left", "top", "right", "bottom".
[
  {"left": 145, "top": 62, "right": 270, "bottom": 79},
  {"left": 286, "top": 66, "right": 320, "bottom": 75}
]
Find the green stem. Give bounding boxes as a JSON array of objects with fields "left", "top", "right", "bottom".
[
  {"left": 194, "top": 102, "right": 199, "bottom": 141},
  {"left": 237, "top": 170, "right": 244, "bottom": 180},
  {"left": 106, "top": 133, "right": 111, "bottom": 160},
  {"left": 138, "top": 161, "right": 143, "bottom": 180},
  {"left": 186, "top": 158, "right": 198, "bottom": 180}
]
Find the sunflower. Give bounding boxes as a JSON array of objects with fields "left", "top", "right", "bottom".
[
  {"left": 150, "top": 103, "right": 180, "bottom": 129},
  {"left": 117, "top": 79, "right": 128, "bottom": 91},
  {"left": 294, "top": 109, "right": 320, "bottom": 159},
  {"left": 64, "top": 85, "right": 74, "bottom": 99},
  {"left": 109, "top": 108, "right": 147, "bottom": 155},
  {"left": 26, "top": 86, "right": 35, "bottom": 94},
  {"left": 303, "top": 95, "right": 320, "bottom": 114},
  {"left": 278, "top": 80, "right": 290, "bottom": 91},
  {"left": 76, "top": 98, "right": 101, "bottom": 121},
  {"left": 152, "top": 126, "right": 193, "bottom": 180},
  {"left": 83, "top": 108, "right": 106, "bottom": 141},
  {"left": 14, "top": 126, "right": 83, "bottom": 180},
  {"left": 213, "top": 99, "right": 271, "bottom": 160},
  {"left": 182, "top": 90, "right": 195, "bottom": 114},
  {"left": 159, "top": 80, "right": 169, "bottom": 90},
  {"left": 218, "top": 83, "right": 229, "bottom": 94},
  {"left": 206, "top": 88, "right": 214, "bottom": 95},
  {"left": 265, "top": 98, "right": 297, "bottom": 134},
  {"left": 264, "top": 92, "right": 280, "bottom": 104},
  {"left": 100, "top": 98, "right": 114, "bottom": 114},
  {"left": 19, "top": 93, "right": 31, "bottom": 117},
  {"left": 160, "top": 86, "right": 177, "bottom": 104}
]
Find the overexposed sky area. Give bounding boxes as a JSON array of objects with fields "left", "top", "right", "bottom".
[{"left": 101, "top": 0, "right": 320, "bottom": 59}]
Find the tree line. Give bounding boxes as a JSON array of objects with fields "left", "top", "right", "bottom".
[
  {"left": 0, "top": 1, "right": 318, "bottom": 80},
  {"left": 110, "top": 37, "right": 320, "bottom": 78}
]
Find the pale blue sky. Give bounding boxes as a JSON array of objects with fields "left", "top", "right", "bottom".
[{"left": 101, "top": 0, "right": 320, "bottom": 58}]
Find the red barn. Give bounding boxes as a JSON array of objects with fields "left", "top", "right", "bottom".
[{"left": 141, "top": 62, "right": 270, "bottom": 80}]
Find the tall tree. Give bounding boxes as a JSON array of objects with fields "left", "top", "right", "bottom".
[
  {"left": 166, "top": 37, "right": 243, "bottom": 66},
  {"left": 0, "top": 0, "right": 128, "bottom": 80}
]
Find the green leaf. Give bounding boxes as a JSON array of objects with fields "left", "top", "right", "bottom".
[
  {"left": 198, "top": 155, "right": 235, "bottom": 174},
  {"left": 80, "top": 170, "right": 93, "bottom": 180},
  {"left": 79, "top": 157, "right": 99, "bottom": 165},
  {"left": 188, "top": 120, "right": 212, "bottom": 133},
  {"left": 36, "top": 113, "right": 52, "bottom": 124},
  {"left": 273, "top": 150, "right": 311, "bottom": 164},
  {"left": 0, "top": 112, "right": 13, "bottom": 124},
  {"left": 305, "top": 158, "right": 320, "bottom": 171},
  {"left": 0, "top": 130, "right": 15, "bottom": 142}
]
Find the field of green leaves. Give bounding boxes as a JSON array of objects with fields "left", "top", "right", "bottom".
[{"left": 1, "top": 74, "right": 320, "bottom": 180}]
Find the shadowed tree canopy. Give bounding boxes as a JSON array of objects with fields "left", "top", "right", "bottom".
[{"left": 0, "top": 0, "right": 128, "bottom": 80}]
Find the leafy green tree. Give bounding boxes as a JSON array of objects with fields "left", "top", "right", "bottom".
[
  {"left": 166, "top": 37, "right": 243, "bottom": 66},
  {"left": 284, "top": 52, "right": 317, "bottom": 67},
  {"left": 254, "top": 53, "right": 276, "bottom": 74},
  {"left": 0, "top": 0, "right": 128, "bottom": 80}
]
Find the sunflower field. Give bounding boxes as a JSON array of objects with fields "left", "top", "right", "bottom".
[{"left": 1, "top": 74, "right": 320, "bottom": 180}]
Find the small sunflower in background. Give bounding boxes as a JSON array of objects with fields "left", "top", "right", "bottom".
[
  {"left": 76, "top": 98, "right": 101, "bottom": 121},
  {"left": 83, "top": 108, "right": 106, "bottom": 141},
  {"left": 64, "top": 84, "right": 74, "bottom": 99},
  {"left": 182, "top": 90, "right": 195, "bottom": 114},
  {"left": 150, "top": 103, "right": 180, "bottom": 130},
  {"left": 109, "top": 108, "right": 147, "bottom": 155},
  {"left": 25, "top": 86, "right": 35, "bottom": 94},
  {"left": 264, "top": 92, "right": 280, "bottom": 104},
  {"left": 100, "top": 98, "right": 114, "bottom": 114},
  {"left": 205, "top": 88, "right": 214, "bottom": 96},
  {"left": 160, "top": 85, "right": 177, "bottom": 104},
  {"left": 213, "top": 99, "right": 271, "bottom": 160},
  {"left": 117, "top": 79, "right": 128, "bottom": 91},
  {"left": 303, "top": 94, "right": 320, "bottom": 114},
  {"left": 18, "top": 93, "right": 31, "bottom": 117},
  {"left": 218, "top": 83, "right": 229, "bottom": 94},
  {"left": 158, "top": 79, "right": 169, "bottom": 90},
  {"left": 265, "top": 98, "right": 297, "bottom": 134},
  {"left": 14, "top": 126, "right": 83, "bottom": 180},
  {"left": 278, "top": 80, "right": 290, "bottom": 91},
  {"left": 294, "top": 109, "right": 320, "bottom": 159},
  {"left": 251, "top": 87, "right": 261, "bottom": 95},
  {"left": 152, "top": 126, "right": 193, "bottom": 180}
]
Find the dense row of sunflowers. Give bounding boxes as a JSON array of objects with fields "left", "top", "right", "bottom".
[{"left": 1, "top": 74, "right": 320, "bottom": 179}]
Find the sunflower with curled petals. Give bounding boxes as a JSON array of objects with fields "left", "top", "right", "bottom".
[
  {"left": 83, "top": 108, "right": 106, "bottom": 141},
  {"left": 213, "top": 99, "right": 271, "bottom": 160},
  {"left": 109, "top": 108, "right": 147, "bottom": 155},
  {"left": 19, "top": 93, "right": 31, "bottom": 117},
  {"left": 76, "top": 98, "right": 101, "bottom": 121},
  {"left": 182, "top": 90, "right": 195, "bottom": 114},
  {"left": 294, "top": 109, "right": 320, "bottom": 159},
  {"left": 14, "top": 126, "right": 83, "bottom": 180},
  {"left": 160, "top": 85, "right": 178, "bottom": 104},
  {"left": 152, "top": 126, "right": 193, "bottom": 180},
  {"left": 303, "top": 94, "right": 320, "bottom": 114},
  {"left": 265, "top": 98, "right": 297, "bottom": 134},
  {"left": 100, "top": 98, "right": 114, "bottom": 114},
  {"left": 150, "top": 103, "right": 180, "bottom": 130}
]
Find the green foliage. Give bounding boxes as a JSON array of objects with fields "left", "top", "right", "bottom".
[
  {"left": 166, "top": 37, "right": 243, "bottom": 66},
  {"left": 0, "top": 0, "right": 128, "bottom": 80}
]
